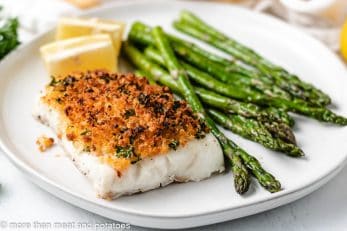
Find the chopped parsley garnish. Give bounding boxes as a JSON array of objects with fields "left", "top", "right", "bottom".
[
  {"left": 124, "top": 109, "right": 136, "bottom": 119},
  {"left": 100, "top": 74, "right": 111, "bottom": 83},
  {"left": 138, "top": 93, "right": 150, "bottom": 106},
  {"left": 80, "top": 130, "right": 91, "bottom": 136},
  {"left": 153, "top": 103, "right": 164, "bottom": 115},
  {"left": 63, "top": 76, "right": 76, "bottom": 86},
  {"left": 83, "top": 146, "right": 91, "bottom": 152},
  {"left": 131, "top": 155, "right": 141, "bottom": 164},
  {"left": 195, "top": 119, "right": 208, "bottom": 139},
  {"left": 0, "top": 17, "right": 20, "bottom": 60},
  {"left": 172, "top": 101, "right": 181, "bottom": 110},
  {"left": 117, "top": 85, "right": 130, "bottom": 94},
  {"left": 168, "top": 140, "right": 180, "bottom": 150},
  {"left": 49, "top": 76, "right": 59, "bottom": 86},
  {"left": 115, "top": 146, "right": 134, "bottom": 159},
  {"left": 55, "top": 97, "right": 62, "bottom": 104}
]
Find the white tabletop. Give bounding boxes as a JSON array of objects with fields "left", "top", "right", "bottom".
[{"left": 1, "top": 1, "right": 347, "bottom": 230}]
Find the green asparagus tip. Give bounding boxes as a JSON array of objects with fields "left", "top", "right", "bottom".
[
  {"left": 338, "top": 117, "right": 347, "bottom": 126},
  {"left": 264, "top": 180, "right": 282, "bottom": 193},
  {"left": 235, "top": 175, "right": 250, "bottom": 195},
  {"left": 179, "top": 10, "right": 193, "bottom": 18},
  {"left": 297, "top": 149, "right": 305, "bottom": 157},
  {"left": 288, "top": 145, "right": 305, "bottom": 157},
  {"left": 322, "top": 109, "right": 347, "bottom": 126}
]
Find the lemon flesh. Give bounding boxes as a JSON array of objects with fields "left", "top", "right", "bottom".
[
  {"left": 56, "top": 17, "right": 125, "bottom": 59},
  {"left": 40, "top": 34, "right": 116, "bottom": 77},
  {"left": 341, "top": 20, "right": 347, "bottom": 62}
]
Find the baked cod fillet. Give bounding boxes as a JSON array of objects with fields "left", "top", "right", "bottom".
[{"left": 34, "top": 71, "right": 224, "bottom": 199}]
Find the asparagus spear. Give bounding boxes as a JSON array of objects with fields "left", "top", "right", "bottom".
[
  {"left": 166, "top": 41, "right": 292, "bottom": 100},
  {"left": 263, "top": 121, "right": 296, "bottom": 145},
  {"left": 262, "top": 107, "right": 295, "bottom": 128},
  {"left": 197, "top": 88, "right": 296, "bottom": 145},
  {"left": 129, "top": 21, "right": 233, "bottom": 66},
  {"left": 208, "top": 109, "right": 303, "bottom": 156},
  {"left": 237, "top": 148, "right": 281, "bottom": 193},
  {"left": 187, "top": 60, "right": 347, "bottom": 125},
  {"left": 129, "top": 22, "right": 291, "bottom": 100},
  {"left": 174, "top": 11, "right": 331, "bottom": 106},
  {"left": 173, "top": 19, "right": 316, "bottom": 104},
  {"left": 129, "top": 21, "right": 234, "bottom": 66},
  {"left": 134, "top": 69, "right": 156, "bottom": 84},
  {"left": 194, "top": 87, "right": 294, "bottom": 127},
  {"left": 129, "top": 21, "right": 324, "bottom": 106},
  {"left": 143, "top": 43, "right": 294, "bottom": 126},
  {"left": 143, "top": 45, "right": 347, "bottom": 125},
  {"left": 143, "top": 45, "right": 297, "bottom": 143},
  {"left": 136, "top": 44, "right": 295, "bottom": 127},
  {"left": 123, "top": 41, "right": 282, "bottom": 193},
  {"left": 128, "top": 24, "right": 347, "bottom": 125},
  {"left": 128, "top": 21, "right": 262, "bottom": 78},
  {"left": 151, "top": 26, "right": 251, "bottom": 194}
]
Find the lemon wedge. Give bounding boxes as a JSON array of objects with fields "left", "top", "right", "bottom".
[
  {"left": 341, "top": 19, "right": 347, "bottom": 62},
  {"left": 40, "top": 34, "right": 116, "bottom": 77},
  {"left": 56, "top": 17, "right": 125, "bottom": 59}
]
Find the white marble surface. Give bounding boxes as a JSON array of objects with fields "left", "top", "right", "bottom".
[{"left": 1, "top": 150, "right": 347, "bottom": 231}]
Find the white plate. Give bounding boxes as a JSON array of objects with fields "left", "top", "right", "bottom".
[{"left": 1, "top": 1, "right": 347, "bottom": 229}]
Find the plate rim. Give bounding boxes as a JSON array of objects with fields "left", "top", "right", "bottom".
[{"left": 0, "top": 0, "right": 347, "bottom": 227}]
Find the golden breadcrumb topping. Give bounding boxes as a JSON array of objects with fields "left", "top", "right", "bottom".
[
  {"left": 36, "top": 135, "right": 54, "bottom": 152},
  {"left": 41, "top": 70, "right": 209, "bottom": 172}
]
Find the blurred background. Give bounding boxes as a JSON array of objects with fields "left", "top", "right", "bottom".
[{"left": 1, "top": 0, "right": 347, "bottom": 55}]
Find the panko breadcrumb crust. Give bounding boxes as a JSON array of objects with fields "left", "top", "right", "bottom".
[
  {"left": 36, "top": 135, "right": 54, "bottom": 152},
  {"left": 42, "top": 70, "right": 209, "bottom": 173}
]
